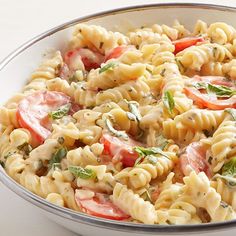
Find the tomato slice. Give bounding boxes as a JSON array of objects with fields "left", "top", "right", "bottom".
[
  {"left": 104, "top": 45, "right": 135, "bottom": 62},
  {"left": 100, "top": 133, "right": 141, "bottom": 167},
  {"left": 75, "top": 190, "right": 129, "bottom": 220},
  {"left": 179, "top": 142, "right": 211, "bottom": 177},
  {"left": 119, "top": 149, "right": 139, "bottom": 168},
  {"left": 192, "top": 75, "right": 236, "bottom": 88},
  {"left": 173, "top": 36, "right": 205, "bottom": 54},
  {"left": 64, "top": 48, "right": 104, "bottom": 71},
  {"left": 184, "top": 87, "right": 236, "bottom": 110},
  {"left": 17, "top": 91, "right": 71, "bottom": 144}
]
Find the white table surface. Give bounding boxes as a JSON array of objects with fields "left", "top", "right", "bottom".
[{"left": 0, "top": 0, "right": 236, "bottom": 235}]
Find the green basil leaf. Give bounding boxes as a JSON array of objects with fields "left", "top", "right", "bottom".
[
  {"left": 213, "top": 157, "right": 236, "bottom": 189},
  {"left": 105, "top": 119, "right": 129, "bottom": 140},
  {"left": 156, "top": 135, "right": 169, "bottom": 150},
  {"left": 69, "top": 166, "right": 96, "bottom": 179},
  {"left": 52, "top": 163, "right": 61, "bottom": 170},
  {"left": 134, "top": 146, "right": 169, "bottom": 158},
  {"left": 213, "top": 174, "right": 236, "bottom": 188},
  {"left": 48, "top": 147, "right": 67, "bottom": 169},
  {"left": 99, "top": 62, "right": 117, "bottom": 74},
  {"left": 140, "top": 190, "right": 152, "bottom": 203},
  {"left": 225, "top": 108, "right": 236, "bottom": 121},
  {"left": 193, "top": 82, "right": 207, "bottom": 90},
  {"left": 49, "top": 103, "right": 71, "bottom": 120},
  {"left": 134, "top": 156, "right": 143, "bottom": 166},
  {"left": 222, "top": 157, "right": 236, "bottom": 176},
  {"left": 207, "top": 84, "right": 236, "bottom": 97},
  {"left": 163, "top": 91, "right": 175, "bottom": 114}
]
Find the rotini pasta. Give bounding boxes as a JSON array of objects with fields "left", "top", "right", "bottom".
[{"left": 1, "top": 20, "right": 236, "bottom": 225}]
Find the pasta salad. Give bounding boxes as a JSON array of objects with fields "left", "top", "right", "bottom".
[{"left": 1, "top": 20, "right": 236, "bottom": 225}]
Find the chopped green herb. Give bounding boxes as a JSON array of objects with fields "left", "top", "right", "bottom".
[
  {"left": 202, "top": 129, "right": 211, "bottom": 137},
  {"left": 163, "top": 91, "right": 175, "bottom": 114},
  {"left": 134, "top": 156, "right": 143, "bottom": 166},
  {"left": 49, "top": 103, "right": 71, "bottom": 120},
  {"left": 69, "top": 166, "right": 96, "bottom": 179},
  {"left": 225, "top": 108, "right": 236, "bottom": 121},
  {"left": 175, "top": 58, "right": 185, "bottom": 72},
  {"left": 99, "top": 42, "right": 104, "bottom": 49},
  {"left": 222, "top": 157, "right": 236, "bottom": 176},
  {"left": 208, "top": 156, "right": 213, "bottom": 165},
  {"left": 4, "top": 151, "right": 16, "bottom": 159},
  {"left": 99, "top": 62, "right": 117, "bottom": 74},
  {"left": 141, "top": 190, "right": 152, "bottom": 202},
  {"left": 213, "top": 157, "right": 236, "bottom": 188},
  {"left": 156, "top": 135, "right": 169, "bottom": 150},
  {"left": 220, "top": 201, "right": 229, "bottom": 208},
  {"left": 17, "top": 142, "right": 32, "bottom": 155},
  {"left": 193, "top": 82, "right": 207, "bottom": 90},
  {"left": 160, "top": 68, "right": 166, "bottom": 77},
  {"left": 207, "top": 84, "right": 236, "bottom": 97},
  {"left": 0, "top": 161, "right": 5, "bottom": 168},
  {"left": 105, "top": 119, "right": 129, "bottom": 140},
  {"left": 52, "top": 163, "right": 61, "bottom": 170},
  {"left": 213, "top": 47, "right": 217, "bottom": 58},
  {"left": 48, "top": 147, "right": 67, "bottom": 169},
  {"left": 57, "top": 137, "right": 65, "bottom": 145},
  {"left": 134, "top": 146, "right": 169, "bottom": 158},
  {"left": 146, "top": 67, "right": 153, "bottom": 74},
  {"left": 69, "top": 75, "right": 78, "bottom": 83}
]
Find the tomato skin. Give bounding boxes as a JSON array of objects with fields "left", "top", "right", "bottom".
[
  {"left": 17, "top": 91, "right": 71, "bottom": 144},
  {"left": 75, "top": 191, "right": 129, "bottom": 220},
  {"left": 64, "top": 48, "right": 104, "bottom": 71},
  {"left": 192, "top": 75, "right": 236, "bottom": 88},
  {"left": 104, "top": 46, "right": 135, "bottom": 62},
  {"left": 69, "top": 102, "right": 81, "bottom": 115},
  {"left": 119, "top": 149, "right": 139, "bottom": 167},
  {"left": 179, "top": 142, "right": 211, "bottom": 178},
  {"left": 100, "top": 133, "right": 141, "bottom": 167},
  {"left": 184, "top": 87, "right": 236, "bottom": 110},
  {"left": 173, "top": 37, "right": 205, "bottom": 54}
]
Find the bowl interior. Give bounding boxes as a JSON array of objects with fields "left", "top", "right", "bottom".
[{"left": 1, "top": 3, "right": 236, "bottom": 234}]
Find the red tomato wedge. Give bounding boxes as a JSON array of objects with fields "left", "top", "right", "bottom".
[
  {"left": 17, "top": 91, "right": 71, "bottom": 144},
  {"left": 104, "top": 45, "right": 135, "bottom": 62},
  {"left": 119, "top": 148, "right": 139, "bottom": 168},
  {"left": 75, "top": 191, "right": 129, "bottom": 220},
  {"left": 179, "top": 142, "right": 211, "bottom": 177},
  {"left": 184, "top": 87, "right": 236, "bottom": 110},
  {"left": 192, "top": 75, "right": 236, "bottom": 88},
  {"left": 173, "top": 36, "right": 205, "bottom": 54},
  {"left": 64, "top": 48, "right": 104, "bottom": 71},
  {"left": 100, "top": 133, "right": 142, "bottom": 167}
]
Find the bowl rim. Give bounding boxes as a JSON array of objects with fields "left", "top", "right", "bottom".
[{"left": 1, "top": 2, "right": 236, "bottom": 233}]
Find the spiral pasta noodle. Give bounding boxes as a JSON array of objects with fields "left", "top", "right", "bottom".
[
  {"left": 210, "top": 118, "right": 236, "bottom": 172},
  {"left": 112, "top": 183, "right": 156, "bottom": 224},
  {"left": 1, "top": 20, "right": 236, "bottom": 225}
]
